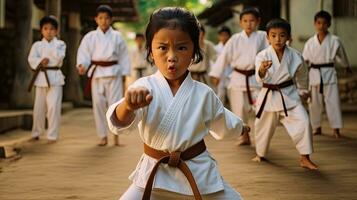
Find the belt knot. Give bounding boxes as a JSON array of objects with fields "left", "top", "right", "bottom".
[{"left": 168, "top": 151, "right": 181, "bottom": 167}]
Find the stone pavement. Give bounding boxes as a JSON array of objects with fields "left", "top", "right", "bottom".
[{"left": 0, "top": 108, "right": 357, "bottom": 200}]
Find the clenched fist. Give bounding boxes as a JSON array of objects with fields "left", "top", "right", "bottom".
[
  {"left": 124, "top": 87, "right": 153, "bottom": 111},
  {"left": 258, "top": 60, "right": 273, "bottom": 78}
]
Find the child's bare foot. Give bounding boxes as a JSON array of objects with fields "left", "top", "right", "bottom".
[
  {"left": 333, "top": 129, "right": 341, "bottom": 138},
  {"left": 97, "top": 137, "right": 108, "bottom": 146},
  {"left": 252, "top": 155, "right": 266, "bottom": 162},
  {"left": 28, "top": 136, "right": 40, "bottom": 142},
  {"left": 313, "top": 127, "right": 322, "bottom": 135},
  {"left": 47, "top": 139, "right": 57, "bottom": 144},
  {"left": 113, "top": 135, "right": 124, "bottom": 146},
  {"left": 300, "top": 155, "right": 318, "bottom": 170},
  {"left": 235, "top": 132, "right": 251, "bottom": 146}
]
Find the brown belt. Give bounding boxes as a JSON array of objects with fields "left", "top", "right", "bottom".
[
  {"left": 234, "top": 68, "right": 256, "bottom": 105},
  {"left": 310, "top": 63, "right": 334, "bottom": 94},
  {"left": 28, "top": 66, "right": 60, "bottom": 92},
  {"left": 191, "top": 71, "right": 207, "bottom": 84},
  {"left": 143, "top": 140, "right": 206, "bottom": 200},
  {"left": 83, "top": 60, "right": 118, "bottom": 97},
  {"left": 256, "top": 79, "right": 294, "bottom": 119}
]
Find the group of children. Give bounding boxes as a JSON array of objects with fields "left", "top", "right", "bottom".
[{"left": 27, "top": 4, "right": 351, "bottom": 200}]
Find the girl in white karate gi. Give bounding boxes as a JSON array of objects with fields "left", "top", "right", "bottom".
[
  {"left": 210, "top": 8, "right": 269, "bottom": 146},
  {"left": 77, "top": 5, "right": 131, "bottom": 146},
  {"left": 28, "top": 16, "right": 66, "bottom": 144},
  {"left": 106, "top": 7, "right": 249, "bottom": 200},
  {"left": 302, "top": 11, "right": 352, "bottom": 138},
  {"left": 252, "top": 18, "right": 318, "bottom": 170}
]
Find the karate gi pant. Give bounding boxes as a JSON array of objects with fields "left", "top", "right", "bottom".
[
  {"left": 254, "top": 104, "right": 313, "bottom": 157},
  {"left": 308, "top": 84, "right": 343, "bottom": 130},
  {"left": 32, "top": 86, "right": 63, "bottom": 140},
  {"left": 91, "top": 76, "right": 123, "bottom": 138},
  {"left": 119, "top": 181, "right": 242, "bottom": 200},
  {"left": 228, "top": 88, "right": 258, "bottom": 123}
]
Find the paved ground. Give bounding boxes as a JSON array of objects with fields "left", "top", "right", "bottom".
[{"left": 0, "top": 108, "right": 357, "bottom": 200}]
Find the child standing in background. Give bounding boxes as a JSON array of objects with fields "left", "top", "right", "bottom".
[
  {"left": 76, "top": 5, "right": 131, "bottom": 146},
  {"left": 210, "top": 7, "right": 269, "bottom": 145},
  {"left": 28, "top": 15, "right": 66, "bottom": 144},
  {"left": 302, "top": 10, "right": 352, "bottom": 138}
]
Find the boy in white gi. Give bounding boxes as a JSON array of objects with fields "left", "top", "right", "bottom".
[
  {"left": 130, "top": 33, "right": 152, "bottom": 80},
  {"left": 210, "top": 7, "right": 269, "bottom": 145},
  {"left": 77, "top": 5, "right": 130, "bottom": 146},
  {"left": 28, "top": 15, "right": 66, "bottom": 144},
  {"left": 252, "top": 18, "right": 318, "bottom": 170},
  {"left": 106, "top": 7, "right": 249, "bottom": 200},
  {"left": 214, "top": 26, "right": 232, "bottom": 104},
  {"left": 189, "top": 25, "right": 216, "bottom": 85},
  {"left": 302, "top": 11, "right": 351, "bottom": 138}
]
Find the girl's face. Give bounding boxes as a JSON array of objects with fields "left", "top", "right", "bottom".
[
  {"left": 314, "top": 17, "right": 329, "bottom": 34},
  {"left": 41, "top": 23, "right": 57, "bottom": 42},
  {"left": 151, "top": 28, "right": 194, "bottom": 82},
  {"left": 95, "top": 12, "right": 112, "bottom": 32},
  {"left": 240, "top": 14, "right": 260, "bottom": 35},
  {"left": 267, "top": 28, "right": 290, "bottom": 52}
]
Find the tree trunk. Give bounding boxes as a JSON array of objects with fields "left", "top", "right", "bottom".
[{"left": 9, "top": 0, "right": 33, "bottom": 108}]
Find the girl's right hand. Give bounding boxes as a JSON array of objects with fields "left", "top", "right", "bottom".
[
  {"left": 124, "top": 87, "right": 153, "bottom": 111},
  {"left": 259, "top": 60, "right": 273, "bottom": 73}
]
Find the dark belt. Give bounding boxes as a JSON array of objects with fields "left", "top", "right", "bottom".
[
  {"left": 234, "top": 68, "right": 256, "bottom": 104},
  {"left": 310, "top": 63, "right": 334, "bottom": 94},
  {"left": 143, "top": 140, "right": 206, "bottom": 200},
  {"left": 256, "top": 79, "right": 294, "bottom": 119},
  {"left": 28, "top": 66, "right": 60, "bottom": 92},
  {"left": 83, "top": 60, "right": 118, "bottom": 97},
  {"left": 190, "top": 71, "right": 207, "bottom": 84}
]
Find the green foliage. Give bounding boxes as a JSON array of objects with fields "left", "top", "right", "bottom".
[{"left": 114, "top": 0, "right": 210, "bottom": 35}]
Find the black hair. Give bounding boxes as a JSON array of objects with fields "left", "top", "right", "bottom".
[
  {"left": 218, "top": 26, "right": 231, "bottom": 36},
  {"left": 239, "top": 7, "right": 261, "bottom": 20},
  {"left": 266, "top": 18, "right": 291, "bottom": 36},
  {"left": 135, "top": 33, "right": 145, "bottom": 39},
  {"left": 40, "top": 15, "right": 58, "bottom": 29},
  {"left": 145, "top": 7, "right": 203, "bottom": 65},
  {"left": 96, "top": 5, "right": 113, "bottom": 17},
  {"left": 314, "top": 10, "right": 331, "bottom": 25}
]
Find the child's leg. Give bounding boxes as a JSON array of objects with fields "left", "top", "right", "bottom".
[
  {"left": 32, "top": 87, "right": 47, "bottom": 139},
  {"left": 119, "top": 184, "right": 190, "bottom": 200},
  {"left": 308, "top": 85, "right": 323, "bottom": 134},
  {"left": 254, "top": 111, "right": 278, "bottom": 159},
  {"left": 107, "top": 76, "right": 124, "bottom": 146},
  {"left": 91, "top": 78, "right": 109, "bottom": 144},
  {"left": 323, "top": 83, "right": 343, "bottom": 136},
  {"left": 229, "top": 89, "right": 251, "bottom": 145},
  {"left": 280, "top": 105, "right": 317, "bottom": 169},
  {"left": 46, "top": 86, "right": 63, "bottom": 141}
]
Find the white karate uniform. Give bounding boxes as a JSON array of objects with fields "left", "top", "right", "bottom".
[
  {"left": 209, "top": 30, "right": 269, "bottom": 122},
  {"left": 302, "top": 33, "right": 349, "bottom": 130},
  {"left": 28, "top": 37, "right": 66, "bottom": 140},
  {"left": 214, "top": 42, "right": 232, "bottom": 103},
  {"left": 107, "top": 71, "right": 243, "bottom": 199},
  {"left": 189, "top": 40, "right": 216, "bottom": 84},
  {"left": 77, "top": 27, "right": 130, "bottom": 138},
  {"left": 130, "top": 46, "right": 152, "bottom": 80},
  {"left": 254, "top": 46, "right": 313, "bottom": 157}
]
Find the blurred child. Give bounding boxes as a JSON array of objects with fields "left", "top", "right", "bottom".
[
  {"left": 28, "top": 15, "right": 66, "bottom": 144},
  {"left": 302, "top": 10, "right": 352, "bottom": 138}
]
